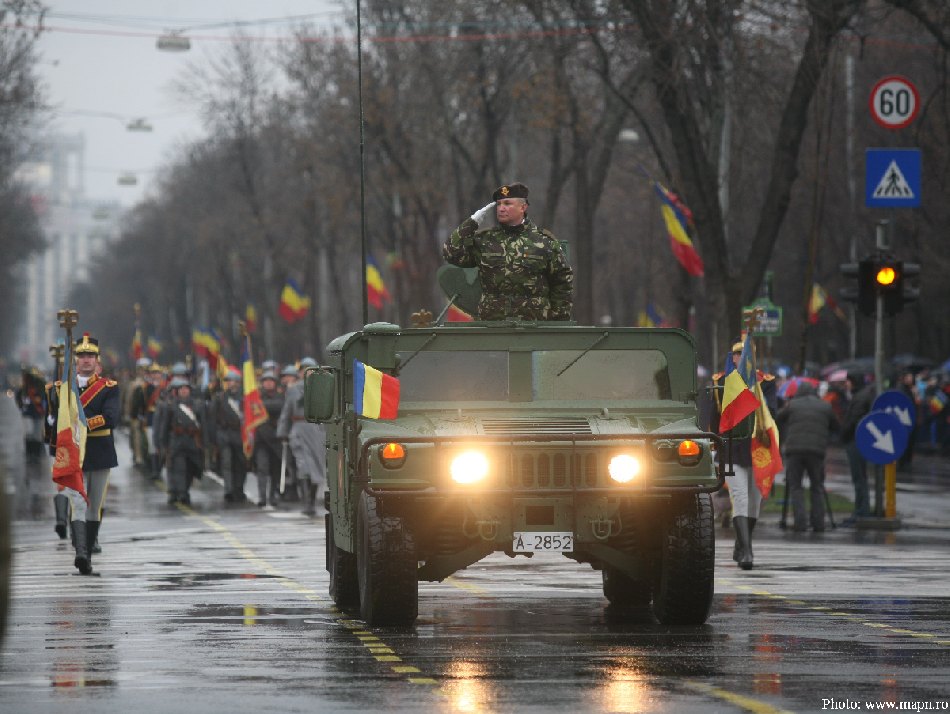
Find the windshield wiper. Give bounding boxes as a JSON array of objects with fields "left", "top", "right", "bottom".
[
  {"left": 396, "top": 332, "right": 438, "bottom": 375},
  {"left": 556, "top": 331, "right": 609, "bottom": 377}
]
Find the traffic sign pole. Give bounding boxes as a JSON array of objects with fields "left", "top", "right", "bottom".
[{"left": 885, "top": 463, "right": 897, "bottom": 519}]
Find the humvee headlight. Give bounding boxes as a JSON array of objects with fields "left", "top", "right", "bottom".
[
  {"left": 379, "top": 443, "right": 406, "bottom": 469},
  {"left": 450, "top": 452, "right": 488, "bottom": 484},
  {"left": 677, "top": 440, "right": 703, "bottom": 466},
  {"left": 608, "top": 454, "right": 640, "bottom": 483}
]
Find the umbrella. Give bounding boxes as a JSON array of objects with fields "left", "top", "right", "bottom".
[
  {"left": 827, "top": 369, "right": 848, "bottom": 383},
  {"left": 778, "top": 376, "right": 820, "bottom": 399}
]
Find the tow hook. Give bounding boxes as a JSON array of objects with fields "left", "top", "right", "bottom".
[
  {"left": 590, "top": 514, "right": 619, "bottom": 541},
  {"left": 463, "top": 514, "right": 500, "bottom": 541}
]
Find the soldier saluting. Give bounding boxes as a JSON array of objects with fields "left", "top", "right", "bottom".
[{"left": 443, "top": 183, "right": 573, "bottom": 321}]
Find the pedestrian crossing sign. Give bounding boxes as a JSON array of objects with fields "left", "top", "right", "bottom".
[{"left": 865, "top": 148, "right": 921, "bottom": 208}]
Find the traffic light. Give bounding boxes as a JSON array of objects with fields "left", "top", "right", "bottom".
[
  {"left": 841, "top": 256, "right": 920, "bottom": 316},
  {"left": 840, "top": 259, "right": 875, "bottom": 315}
]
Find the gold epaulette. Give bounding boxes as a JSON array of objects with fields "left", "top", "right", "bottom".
[
  {"left": 760, "top": 373, "right": 775, "bottom": 381},
  {"left": 105, "top": 380, "right": 118, "bottom": 387},
  {"left": 712, "top": 372, "right": 725, "bottom": 381}
]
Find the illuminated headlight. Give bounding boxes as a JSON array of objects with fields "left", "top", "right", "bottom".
[
  {"left": 450, "top": 452, "right": 488, "bottom": 484},
  {"left": 608, "top": 454, "right": 640, "bottom": 483}
]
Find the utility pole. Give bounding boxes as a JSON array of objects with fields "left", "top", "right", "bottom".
[
  {"left": 846, "top": 55, "right": 857, "bottom": 358},
  {"left": 874, "top": 221, "right": 887, "bottom": 399}
]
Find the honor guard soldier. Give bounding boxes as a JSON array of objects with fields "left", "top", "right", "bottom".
[
  {"left": 711, "top": 339, "right": 777, "bottom": 570},
  {"left": 128, "top": 357, "right": 151, "bottom": 466},
  {"left": 49, "top": 334, "right": 120, "bottom": 575},
  {"left": 130, "top": 363, "right": 163, "bottom": 471},
  {"left": 443, "top": 182, "right": 573, "bottom": 321},
  {"left": 209, "top": 368, "right": 247, "bottom": 503},
  {"left": 254, "top": 371, "right": 285, "bottom": 508},
  {"left": 158, "top": 377, "right": 207, "bottom": 505},
  {"left": 277, "top": 358, "right": 325, "bottom": 516}
]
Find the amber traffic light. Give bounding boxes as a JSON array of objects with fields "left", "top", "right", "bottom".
[{"left": 875, "top": 266, "right": 896, "bottom": 286}]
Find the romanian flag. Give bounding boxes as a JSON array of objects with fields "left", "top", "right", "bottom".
[
  {"left": 353, "top": 359, "right": 399, "bottom": 420},
  {"left": 192, "top": 328, "right": 222, "bottom": 368},
  {"left": 447, "top": 305, "right": 473, "bottom": 322},
  {"left": 52, "top": 342, "right": 88, "bottom": 500},
  {"left": 750, "top": 378, "right": 783, "bottom": 498},
  {"left": 637, "top": 300, "right": 669, "bottom": 327},
  {"left": 279, "top": 279, "right": 311, "bottom": 323},
  {"left": 366, "top": 256, "right": 391, "bottom": 310},
  {"left": 653, "top": 181, "right": 704, "bottom": 277},
  {"left": 808, "top": 283, "right": 847, "bottom": 324},
  {"left": 132, "top": 324, "right": 142, "bottom": 360},
  {"left": 718, "top": 333, "right": 760, "bottom": 432},
  {"left": 147, "top": 335, "right": 162, "bottom": 358},
  {"left": 930, "top": 390, "right": 948, "bottom": 415},
  {"left": 245, "top": 302, "right": 257, "bottom": 333},
  {"left": 240, "top": 334, "right": 268, "bottom": 458}
]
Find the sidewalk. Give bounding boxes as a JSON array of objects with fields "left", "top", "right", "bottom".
[{"left": 820, "top": 445, "right": 950, "bottom": 529}]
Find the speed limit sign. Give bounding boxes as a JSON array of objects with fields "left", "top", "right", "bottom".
[{"left": 870, "top": 75, "right": 919, "bottom": 130}]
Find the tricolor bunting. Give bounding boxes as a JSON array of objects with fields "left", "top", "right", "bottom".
[
  {"left": 52, "top": 341, "right": 88, "bottom": 500},
  {"left": 241, "top": 334, "right": 268, "bottom": 459},
  {"left": 353, "top": 359, "right": 399, "bottom": 420},
  {"left": 279, "top": 279, "right": 311, "bottom": 323},
  {"left": 366, "top": 256, "right": 391, "bottom": 310},
  {"left": 653, "top": 181, "right": 704, "bottom": 277},
  {"left": 718, "top": 334, "right": 760, "bottom": 432}
]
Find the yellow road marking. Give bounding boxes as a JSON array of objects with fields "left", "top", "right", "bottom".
[
  {"left": 392, "top": 666, "right": 419, "bottom": 673},
  {"left": 686, "top": 682, "right": 797, "bottom": 714},
  {"left": 409, "top": 678, "right": 439, "bottom": 685}
]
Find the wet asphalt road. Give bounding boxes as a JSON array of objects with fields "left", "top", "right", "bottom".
[{"left": 2, "top": 396, "right": 950, "bottom": 713}]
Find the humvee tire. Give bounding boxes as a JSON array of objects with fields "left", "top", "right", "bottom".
[
  {"left": 326, "top": 513, "right": 359, "bottom": 609},
  {"left": 602, "top": 566, "right": 652, "bottom": 610},
  {"left": 652, "top": 493, "right": 714, "bottom": 625},
  {"left": 356, "top": 492, "right": 418, "bottom": 626}
]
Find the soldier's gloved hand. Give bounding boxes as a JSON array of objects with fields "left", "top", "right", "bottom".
[{"left": 470, "top": 202, "right": 496, "bottom": 226}]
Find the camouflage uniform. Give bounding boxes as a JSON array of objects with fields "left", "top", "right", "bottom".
[{"left": 443, "top": 218, "right": 573, "bottom": 321}]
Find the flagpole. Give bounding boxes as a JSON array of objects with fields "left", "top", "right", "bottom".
[
  {"left": 57, "top": 309, "right": 79, "bottom": 388},
  {"left": 357, "top": 0, "right": 368, "bottom": 328}
]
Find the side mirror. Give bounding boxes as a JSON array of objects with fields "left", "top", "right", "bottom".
[{"left": 304, "top": 369, "right": 336, "bottom": 422}]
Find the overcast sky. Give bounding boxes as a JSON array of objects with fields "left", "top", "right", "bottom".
[{"left": 38, "top": 0, "right": 343, "bottom": 206}]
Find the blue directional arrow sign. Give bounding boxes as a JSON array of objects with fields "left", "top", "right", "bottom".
[
  {"left": 856, "top": 411, "right": 909, "bottom": 464},
  {"left": 872, "top": 390, "right": 916, "bottom": 434},
  {"left": 866, "top": 149, "right": 921, "bottom": 208}
]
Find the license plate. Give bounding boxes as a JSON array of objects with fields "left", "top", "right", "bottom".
[{"left": 512, "top": 532, "right": 574, "bottom": 552}]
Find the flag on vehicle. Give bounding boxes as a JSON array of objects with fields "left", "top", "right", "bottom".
[
  {"left": 278, "top": 279, "right": 311, "bottom": 323},
  {"left": 353, "top": 359, "right": 399, "bottom": 419},
  {"left": 52, "top": 341, "right": 88, "bottom": 501},
  {"left": 245, "top": 301, "right": 257, "bottom": 333},
  {"left": 653, "top": 180, "right": 704, "bottom": 277},
  {"left": 366, "top": 256, "right": 391, "bottom": 310},
  {"left": 147, "top": 335, "right": 162, "bottom": 358},
  {"left": 240, "top": 333, "right": 268, "bottom": 459},
  {"left": 718, "top": 333, "right": 761, "bottom": 432},
  {"left": 447, "top": 305, "right": 473, "bottom": 322}
]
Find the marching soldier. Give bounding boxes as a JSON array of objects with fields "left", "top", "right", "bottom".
[
  {"left": 209, "top": 369, "right": 247, "bottom": 503},
  {"left": 129, "top": 364, "right": 163, "bottom": 470},
  {"left": 254, "top": 371, "right": 285, "bottom": 508},
  {"left": 49, "top": 334, "right": 120, "bottom": 575},
  {"left": 128, "top": 357, "right": 151, "bottom": 466},
  {"left": 443, "top": 182, "right": 573, "bottom": 321},
  {"left": 711, "top": 339, "right": 778, "bottom": 570},
  {"left": 277, "top": 358, "right": 325, "bottom": 516},
  {"left": 158, "top": 377, "right": 206, "bottom": 505}
]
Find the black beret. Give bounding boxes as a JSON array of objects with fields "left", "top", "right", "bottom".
[{"left": 492, "top": 182, "right": 529, "bottom": 203}]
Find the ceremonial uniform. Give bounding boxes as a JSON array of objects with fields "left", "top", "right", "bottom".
[
  {"left": 129, "top": 370, "right": 161, "bottom": 467},
  {"left": 254, "top": 380, "right": 285, "bottom": 507},
  {"left": 209, "top": 376, "right": 247, "bottom": 502},
  {"left": 15, "top": 368, "right": 46, "bottom": 457},
  {"left": 277, "top": 378, "right": 325, "bottom": 514},
  {"left": 711, "top": 349, "right": 777, "bottom": 570},
  {"left": 443, "top": 183, "right": 573, "bottom": 321},
  {"left": 158, "top": 381, "right": 206, "bottom": 505},
  {"left": 49, "top": 334, "right": 119, "bottom": 574}
]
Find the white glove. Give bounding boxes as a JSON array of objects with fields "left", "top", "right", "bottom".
[{"left": 470, "top": 202, "right": 496, "bottom": 226}]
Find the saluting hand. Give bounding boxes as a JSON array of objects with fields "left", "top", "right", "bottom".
[{"left": 470, "top": 202, "right": 496, "bottom": 226}]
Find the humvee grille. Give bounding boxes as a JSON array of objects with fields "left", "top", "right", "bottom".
[
  {"left": 500, "top": 451, "right": 602, "bottom": 488},
  {"left": 480, "top": 418, "right": 592, "bottom": 435}
]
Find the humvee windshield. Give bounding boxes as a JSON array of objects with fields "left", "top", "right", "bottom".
[{"left": 397, "top": 350, "right": 671, "bottom": 403}]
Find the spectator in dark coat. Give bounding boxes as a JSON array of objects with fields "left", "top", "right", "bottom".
[
  {"left": 776, "top": 382, "right": 841, "bottom": 531},
  {"left": 841, "top": 373, "right": 875, "bottom": 524}
]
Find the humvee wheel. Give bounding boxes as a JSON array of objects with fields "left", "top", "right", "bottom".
[
  {"left": 602, "top": 566, "right": 652, "bottom": 610},
  {"left": 326, "top": 513, "right": 359, "bottom": 609},
  {"left": 357, "top": 491, "right": 418, "bottom": 626},
  {"left": 652, "top": 493, "right": 714, "bottom": 626}
]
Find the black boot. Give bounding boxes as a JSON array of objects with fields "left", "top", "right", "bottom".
[
  {"left": 72, "top": 521, "right": 92, "bottom": 575},
  {"left": 86, "top": 521, "right": 101, "bottom": 568},
  {"left": 301, "top": 481, "right": 316, "bottom": 516},
  {"left": 733, "top": 516, "right": 754, "bottom": 570},
  {"left": 54, "top": 493, "right": 69, "bottom": 539}
]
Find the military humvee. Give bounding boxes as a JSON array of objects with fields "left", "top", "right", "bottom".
[{"left": 305, "top": 302, "right": 727, "bottom": 627}]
